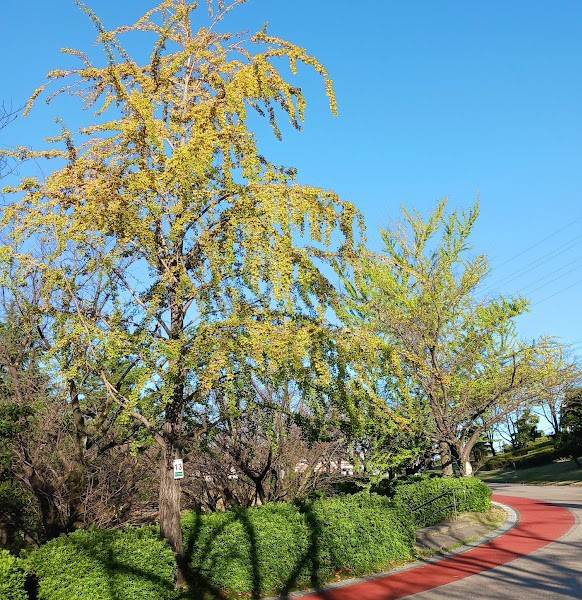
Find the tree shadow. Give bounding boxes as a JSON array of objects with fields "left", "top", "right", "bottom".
[
  {"left": 30, "top": 533, "right": 178, "bottom": 600},
  {"left": 277, "top": 500, "right": 324, "bottom": 599},
  {"left": 181, "top": 501, "right": 327, "bottom": 600}
]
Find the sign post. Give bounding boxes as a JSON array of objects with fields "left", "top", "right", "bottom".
[{"left": 173, "top": 458, "right": 184, "bottom": 480}]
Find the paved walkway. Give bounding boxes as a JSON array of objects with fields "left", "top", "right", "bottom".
[{"left": 296, "top": 484, "right": 580, "bottom": 600}]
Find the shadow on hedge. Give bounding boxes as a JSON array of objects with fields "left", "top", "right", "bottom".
[
  {"left": 181, "top": 502, "right": 326, "bottom": 600},
  {"left": 30, "top": 538, "right": 176, "bottom": 600},
  {"left": 25, "top": 481, "right": 487, "bottom": 599}
]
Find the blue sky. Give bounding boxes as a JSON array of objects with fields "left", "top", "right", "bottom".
[{"left": 1, "top": 0, "right": 582, "bottom": 358}]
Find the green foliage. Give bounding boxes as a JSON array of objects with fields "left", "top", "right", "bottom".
[
  {"left": 1, "top": 0, "right": 362, "bottom": 436},
  {"left": 0, "top": 549, "right": 27, "bottom": 600},
  {"left": 183, "top": 503, "right": 309, "bottom": 596},
  {"left": 0, "top": 482, "right": 32, "bottom": 554},
  {"left": 322, "top": 472, "right": 441, "bottom": 499},
  {"left": 393, "top": 477, "right": 491, "bottom": 527},
  {"left": 513, "top": 409, "right": 541, "bottom": 449},
  {"left": 0, "top": 0, "right": 371, "bottom": 558},
  {"left": 340, "top": 199, "right": 570, "bottom": 476},
  {"left": 22, "top": 527, "right": 176, "bottom": 600},
  {"left": 556, "top": 388, "right": 582, "bottom": 463},
  {"left": 482, "top": 438, "right": 558, "bottom": 471},
  {"left": 183, "top": 494, "right": 414, "bottom": 596},
  {"left": 19, "top": 478, "right": 490, "bottom": 598},
  {"left": 304, "top": 493, "right": 415, "bottom": 578}
]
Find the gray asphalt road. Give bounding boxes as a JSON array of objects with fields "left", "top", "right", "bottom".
[{"left": 405, "top": 483, "right": 582, "bottom": 600}]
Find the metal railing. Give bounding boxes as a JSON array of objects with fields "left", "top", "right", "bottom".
[{"left": 410, "top": 487, "right": 467, "bottom": 521}]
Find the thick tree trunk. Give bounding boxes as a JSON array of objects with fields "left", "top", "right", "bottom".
[
  {"left": 460, "top": 459, "right": 473, "bottom": 477},
  {"left": 159, "top": 441, "right": 187, "bottom": 587},
  {"left": 459, "top": 445, "right": 474, "bottom": 477},
  {"left": 163, "top": 281, "right": 187, "bottom": 586},
  {"left": 440, "top": 441, "right": 454, "bottom": 477}
]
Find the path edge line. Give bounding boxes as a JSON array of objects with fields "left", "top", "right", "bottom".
[{"left": 270, "top": 501, "right": 518, "bottom": 600}]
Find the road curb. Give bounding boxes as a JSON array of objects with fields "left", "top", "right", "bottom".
[
  {"left": 271, "top": 501, "right": 518, "bottom": 600},
  {"left": 273, "top": 495, "right": 575, "bottom": 600}
]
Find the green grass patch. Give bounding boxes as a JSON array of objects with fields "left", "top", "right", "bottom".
[
  {"left": 477, "top": 459, "right": 582, "bottom": 484},
  {"left": 480, "top": 437, "right": 560, "bottom": 471}
]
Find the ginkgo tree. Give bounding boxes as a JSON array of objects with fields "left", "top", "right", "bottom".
[
  {"left": 0, "top": 0, "right": 375, "bottom": 584},
  {"left": 341, "top": 200, "right": 575, "bottom": 477}
]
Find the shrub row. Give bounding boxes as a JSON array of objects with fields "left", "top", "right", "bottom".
[
  {"left": 183, "top": 493, "right": 415, "bottom": 597},
  {"left": 393, "top": 477, "right": 491, "bottom": 527},
  {"left": 325, "top": 472, "right": 441, "bottom": 499},
  {"left": 21, "top": 527, "right": 176, "bottom": 600},
  {"left": 183, "top": 502, "right": 310, "bottom": 596},
  {"left": 304, "top": 493, "right": 415, "bottom": 578},
  {"left": 0, "top": 549, "right": 27, "bottom": 600},
  {"left": 7, "top": 478, "right": 490, "bottom": 599}
]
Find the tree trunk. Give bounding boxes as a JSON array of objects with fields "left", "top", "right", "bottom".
[
  {"left": 159, "top": 441, "right": 187, "bottom": 587},
  {"left": 459, "top": 446, "right": 474, "bottom": 477},
  {"left": 440, "top": 441, "right": 454, "bottom": 477},
  {"left": 460, "top": 459, "right": 473, "bottom": 477},
  {"left": 488, "top": 440, "right": 496, "bottom": 456},
  {"left": 549, "top": 404, "right": 561, "bottom": 435},
  {"left": 164, "top": 283, "right": 187, "bottom": 586},
  {"left": 25, "top": 468, "right": 64, "bottom": 540}
]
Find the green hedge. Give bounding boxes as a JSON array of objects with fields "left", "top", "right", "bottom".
[
  {"left": 22, "top": 527, "right": 176, "bottom": 600},
  {"left": 17, "top": 478, "right": 491, "bottom": 599},
  {"left": 324, "top": 473, "right": 441, "bottom": 499},
  {"left": 184, "top": 502, "right": 310, "bottom": 597},
  {"left": 183, "top": 493, "right": 415, "bottom": 596},
  {"left": 305, "top": 493, "right": 415, "bottom": 578},
  {"left": 0, "top": 549, "right": 27, "bottom": 600},
  {"left": 394, "top": 477, "right": 491, "bottom": 527}
]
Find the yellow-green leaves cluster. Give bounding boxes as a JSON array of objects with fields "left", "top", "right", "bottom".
[{"left": 1, "top": 1, "right": 361, "bottom": 436}]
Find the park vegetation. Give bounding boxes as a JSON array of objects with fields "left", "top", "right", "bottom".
[{"left": 0, "top": 0, "right": 579, "bottom": 596}]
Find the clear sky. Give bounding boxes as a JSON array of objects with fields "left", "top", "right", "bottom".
[{"left": 2, "top": 0, "right": 582, "bottom": 358}]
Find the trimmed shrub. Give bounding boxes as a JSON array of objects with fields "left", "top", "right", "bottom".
[
  {"left": 22, "top": 527, "right": 176, "bottom": 600},
  {"left": 305, "top": 493, "right": 415, "bottom": 578},
  {"left": 183, "top": 502, "right": 309, "bottom": 596},
  {"left": 394, "top": 477, "right": 491, "bottom": 527},
  {"left": 183, "top": 494, "right": 415, "bottom": 596},
  {"left": 0, "top": 549, "right": 27, "bottom": 600}
]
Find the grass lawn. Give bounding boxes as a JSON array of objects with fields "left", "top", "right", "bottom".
[{"left": 477, "top": 459, "right": 582, "bottom": 485}]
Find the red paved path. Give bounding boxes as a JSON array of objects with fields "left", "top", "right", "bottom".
[{"left": 298, "top": 494, "right": 576, "bottom": 600}]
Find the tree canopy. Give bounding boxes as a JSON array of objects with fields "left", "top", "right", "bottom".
[
  {"left": 0, "top": 0, "right": 375, "bottom": 582},
  {"left": 341, "top": 200, "right": 573, "bottom": 475}
]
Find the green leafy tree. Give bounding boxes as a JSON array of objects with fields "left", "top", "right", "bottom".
[
  {"left": 512, "top": 408, "right": 540, "bottom": 449},
  {"left": 557, "top": 387, "right": 582, "bottom": 466},
  {"left": 341, "top": 200, "right": 569, "bottom": 476},
  {"left": 1, "top": 0, "right": 366, "bottom": 583}
]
